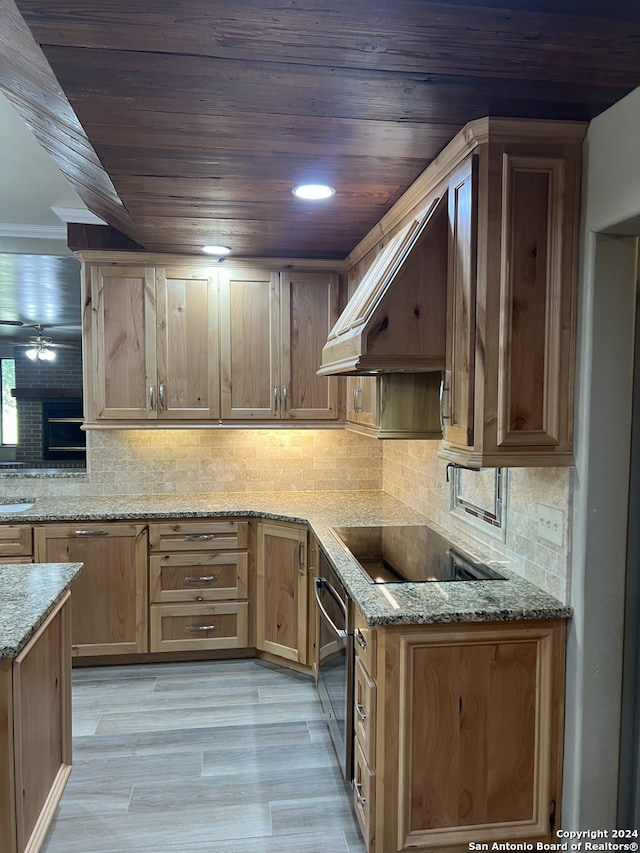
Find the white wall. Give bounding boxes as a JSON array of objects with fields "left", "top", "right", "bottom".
[{"left": 564, "top": 87, "right": 640, "bottom": 828}]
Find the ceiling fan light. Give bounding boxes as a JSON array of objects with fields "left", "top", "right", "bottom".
[
  {"left": 39, "top": 348, "right": 55, "bottom": 361},
  {"left": 25, "top": 348, "right": 38, "bottom": 360},
  {"left": 292, "top": 184, "right": 335, "bottom": 200}
]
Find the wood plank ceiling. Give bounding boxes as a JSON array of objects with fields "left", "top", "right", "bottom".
[{"left": 3, "top": 0, "right": 640, "bottom": 260}]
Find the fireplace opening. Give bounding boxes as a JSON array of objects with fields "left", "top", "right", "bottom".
[{"left": 42, "top": 400, "right": 86, "bottom": 461}]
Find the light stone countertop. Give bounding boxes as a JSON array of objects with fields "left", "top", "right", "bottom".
[
  {"left": 0, "top": 562, "right": 83, "bottom": 658},
  {"left": 0, "top": 490, "right": 572, "bottom": 626}
]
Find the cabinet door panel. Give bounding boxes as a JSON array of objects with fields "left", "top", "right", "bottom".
[
  {"left": 256, "top": 522, "right": 308, "bottom": 664},
  {"left": 12, "top": 595, "right": 71, "bottom": 853},
  {"left": 393, "top": 623, "right": 563, "bottom": 851},
  {"left": 280, "top": 272, "right": 339, "bottom": 420},
  {"left": 0, "top": 525, "right": 32, "bottom": 558},
  {"left": 34, "top": 524, "right": 148, "bottom": 656},
  {"left": 497, "top": 156, "right": 568, "bottom": 449},
  {"left": 156, "top": 267, "right": 219, "bottom": 419},
  {"left": 444, "top": 156, "right": 477, "bottom": 449},
  {"left": 219, "top": 268, "right": 279, "bottom": 419},
  {"left": 91, "top": 265, "right": 157, "bottom": 419}
]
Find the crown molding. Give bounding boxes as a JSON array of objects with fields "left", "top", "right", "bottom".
[
  {"left": 51, "top": 206, "right": 107, "bottom": 225},
  {"left": 0, "top": 222, "right": 66, "bottom": 240}
]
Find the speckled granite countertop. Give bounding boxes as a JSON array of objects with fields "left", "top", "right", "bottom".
[
  {"left": 0, "top": 562, "right": 83, "bottom": 658},
  {"left": 0, "top": 491, "right": 571, "bottom": 626}
]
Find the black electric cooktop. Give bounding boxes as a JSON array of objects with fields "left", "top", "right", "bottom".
[{"left": 330, "top": 525, "right": 505, "bottom": 584}]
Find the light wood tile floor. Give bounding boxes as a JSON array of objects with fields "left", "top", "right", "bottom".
[{"left": 42, "top": 659, "right": 367, "bottom": 853}]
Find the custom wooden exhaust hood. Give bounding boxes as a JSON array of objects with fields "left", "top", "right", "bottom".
[{"left": 317, "top": 195, "right": 448, "bottom": 376}]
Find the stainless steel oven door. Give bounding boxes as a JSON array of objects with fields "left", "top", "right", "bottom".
[{"left": 315, "top": 551, "right": 354, "bottom": 782}]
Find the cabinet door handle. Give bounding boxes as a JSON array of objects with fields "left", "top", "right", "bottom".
[
  {"left": 159, "top": 383, "right": 166, "bottom": 411},
  {"left": 73, "top": 529, "right": 108, "bottom": 536},
  {"left": 355, "top": 628, "right": 367, "bottom": 651},
  {"left": 185, "top": 624, "right": 216, "bottom": 632},
  {"left": 149, "top": 384, "right": 156, "bottom": 411},
  {"left": 354, "top": 781, "right": 366, "bottom": 807},
  {"left": 273, "top": 384, "right": 279, "bottom": 413},
  {"left": 439, "top": 374, "right": 449, "bottom": 432},
  {"left": 185, "top": 575, "right": 216, "bottom": 583},
  {"left": 298, "top": 541, "right": 305, "bottom": 571},
  {"left": 355, "top": 703, "right": 367, "bottom": 723},
  {"left": 184, "top": 534, "right": 215, "bottom": 541},
  {"left": 353, "top": 385, "right": 362, "bottom": 413},
  {"left": 283, "top": 384, "right": 287, "bottom": 411}
]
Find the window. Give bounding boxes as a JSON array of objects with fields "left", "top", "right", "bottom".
[{"left": 1, "top": 357, "right": 17, "bottom": 445}]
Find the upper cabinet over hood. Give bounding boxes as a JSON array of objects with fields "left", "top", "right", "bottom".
[{"left": 317, "top": 195, "right": 448, "bottom": 376}]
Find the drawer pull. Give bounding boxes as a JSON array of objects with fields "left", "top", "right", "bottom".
[
  {"left": 354, "top": 781, "right": 366, "bottom": 807},
  {"left": 184, "top": 575, "right": 216, "bottom": 583},
  {"left": 184, "top": 534, "right": 216, "bottom": 541},
  {"left": 185, "top": 624, "right": 216, "bottom": 632},
  {"left": 73, "top": 530, "right": 108, "bottom": 536},
  {"left": 355, "top": 628, "right": 367, "bottom": 651},
  {"left": 355, "top": 703, "right": 367, "bottom": 723}
]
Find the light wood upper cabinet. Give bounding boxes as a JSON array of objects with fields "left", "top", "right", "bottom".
[
  {"left": 219, "top": 267, "right": 280, "bottom": 419},
  {"left": 439, "top": 121, "right": 584, "bottom": 466},
  {"left": 280, "top": 271, "right": 339, "bottom": 420},
  {"left": 220, "top": 268, "right": 339, "bottom": 421},
  {"left": 255, "top": 521, "right": 308, "bottom": 665},
  {"left": 155, "top": 267, "right": 219, "bottom": 419},
  {"left": 85, "top": 263, "right": 219, "bottom": 421},
  {"left": 33, "top": 523, "right": 148, "bottom": 657}
]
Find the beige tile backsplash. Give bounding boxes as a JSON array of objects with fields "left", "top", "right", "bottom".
[
  {"left": 382, "top": 440, "right": 572, "bottom": 602},
  {"left": 1, "top": 426, "right": 570, "bottom": 601}
]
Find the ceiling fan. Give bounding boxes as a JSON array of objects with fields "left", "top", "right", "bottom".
[{"left": 0, "top": 322, "right": 80, "bottom": 361}]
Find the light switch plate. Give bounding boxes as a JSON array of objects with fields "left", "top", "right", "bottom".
[{"left": 537, "top": 504, "right": 564, "bottom": 547}]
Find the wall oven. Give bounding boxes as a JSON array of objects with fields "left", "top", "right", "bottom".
[{"left": 315, "top": 548, "right": 354, "bottom": 783}]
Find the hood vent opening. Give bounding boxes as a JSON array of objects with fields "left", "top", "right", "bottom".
[{"left": 318, "top": 194, "right": 448, "bottom": 376}]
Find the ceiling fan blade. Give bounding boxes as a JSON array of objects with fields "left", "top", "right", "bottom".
[{"left": 0, "top": 319, "right": 25, "bottom": 326}]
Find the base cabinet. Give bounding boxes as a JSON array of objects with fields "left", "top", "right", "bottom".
[
  {"left": 148, "top": 520, "right": 249, "bottom": 652},
  {"left": 357, "top": 617, "right": 566, "bottom": 853},
  {"left": 0, "top": 593, "right": 71, "bottom": 853},
  {"left": 0, "top": 525, "right": 32, "bottom": 563},
  {"left": 33, "top": 524, "right": 148, "bottom": 657},
  {"left": 256, "top": 521, "right": 308, "bottom": 665}
]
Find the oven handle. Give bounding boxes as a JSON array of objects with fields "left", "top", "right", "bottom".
[{"left": 314, "top": 577, "right": 348, "bottom": 640}]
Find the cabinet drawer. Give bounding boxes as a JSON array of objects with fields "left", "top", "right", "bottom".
[
  {"left": 354, "top": 655, "right": 376, "bottom": 769},
  {"left": 354, "top": 608, "right": 376, "bottom": 676},
  {"left": 148, "top": 520, "right": 248, "bottom": 552},
  {"left": 150, "top": 552, "right": 248, "bottom": 603},
  {"left": 353, "top": 737, "right": 375, "bottom": 851},
  {"left": 149, "top": 602, "right": 249, "bottom": 652},
  {"left": 0, "top": 525, "right": 32, "bottom": 558}
]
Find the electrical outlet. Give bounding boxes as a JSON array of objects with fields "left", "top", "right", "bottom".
[{"left": 537, "top": 504, "right": 564, "bottom": 547}]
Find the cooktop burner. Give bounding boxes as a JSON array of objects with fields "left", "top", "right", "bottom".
[{"left": 330, "top": 525, "right": 505, "bottom": 584}]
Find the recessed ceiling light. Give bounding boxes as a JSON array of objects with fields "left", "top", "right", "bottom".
[
  {"left": 202, "top": 244, "right": 231, "bottom": 256},
  {"left": 292, "top": 184, "right": 336, "bottom": 200}
]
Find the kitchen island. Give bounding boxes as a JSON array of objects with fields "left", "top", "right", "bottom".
[{"left": 0, "top": 562, "right": 82, "bottom": 853}]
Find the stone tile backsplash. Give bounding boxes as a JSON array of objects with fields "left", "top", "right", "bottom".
[
  {"left": 382, "top": 440, "right": 572, "bottom": 602},
  {"left": 0, "top": 425, "right": 570, "bottom": 601}
]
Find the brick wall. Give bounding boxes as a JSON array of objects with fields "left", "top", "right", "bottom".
[{"left": 14, "top": 346, "right": 83, "bottom": 467}]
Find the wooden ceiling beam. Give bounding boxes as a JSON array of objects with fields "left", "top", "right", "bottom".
[{"left": 0, "top": 1, "right": 143, "bottom": 244}]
